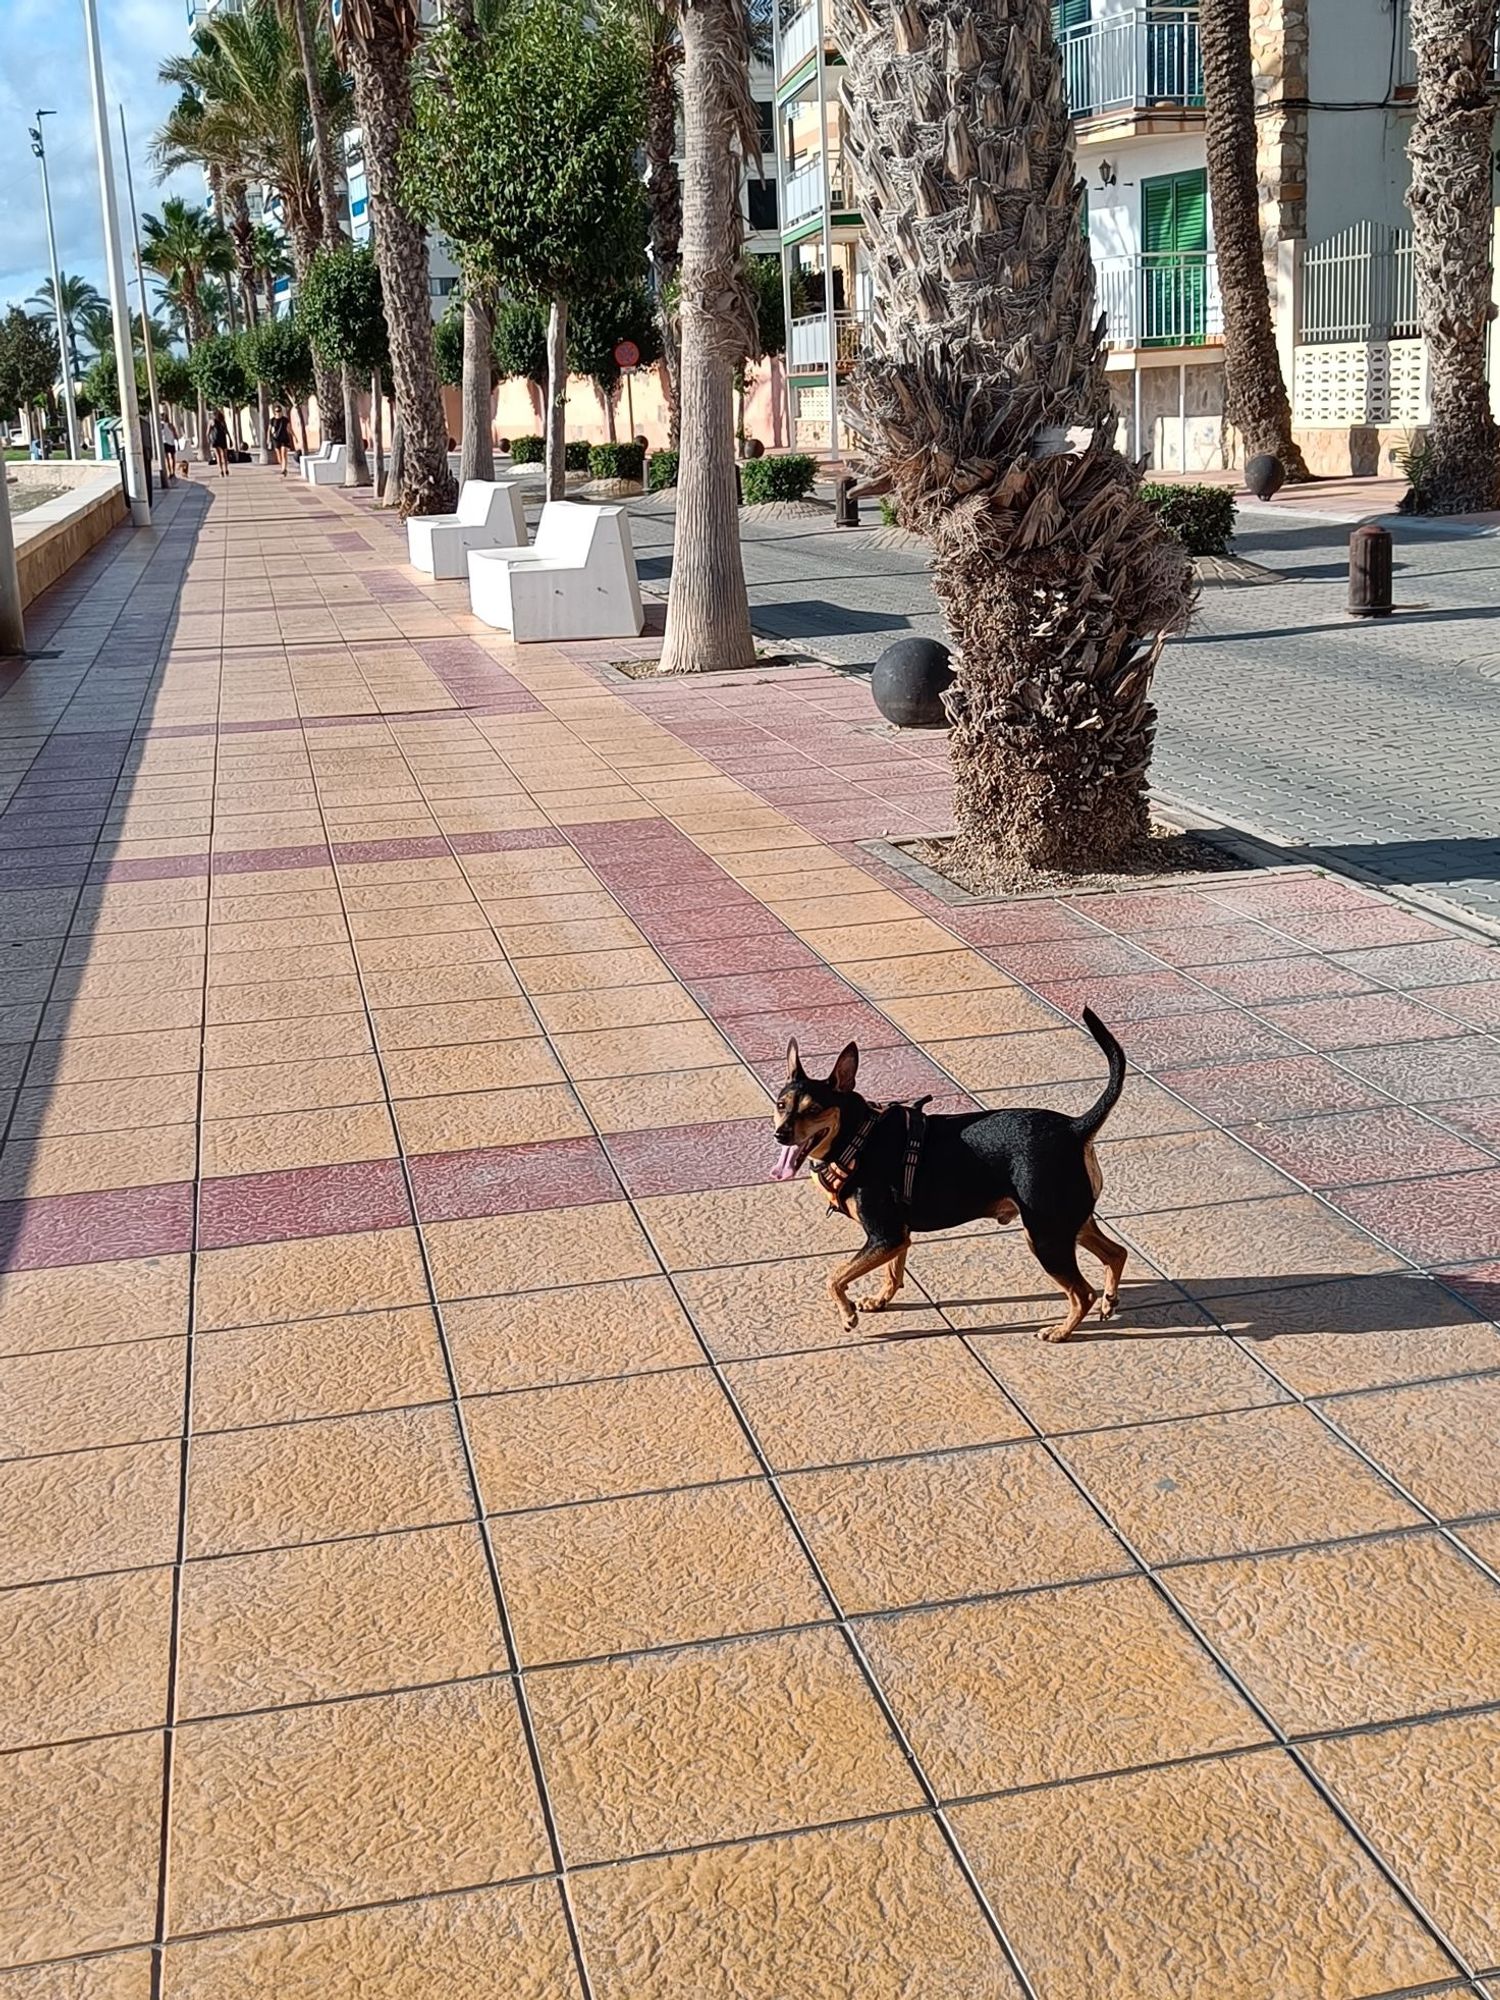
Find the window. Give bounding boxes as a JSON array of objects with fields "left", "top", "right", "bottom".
[
  {"left": 747, "top": 178, "right": 779, "bottom": 232},
  {"left": 351, "top": 196, "right": 368, "bottom": 218},
  {"left": 1140, "top": 168, "right": 1208, "bottom": 345},
  {"left": 755, "top": 99, "right": 774, "bottom": 152}
]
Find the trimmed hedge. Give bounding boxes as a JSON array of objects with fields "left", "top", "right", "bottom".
[
  {"left": 1140, "top": 481, "right": 1237, "bottom": 557},
  {"left": 740, "top": 453, "right": 817, "bottom": 504},
  {"left": 588, "top": 441, "right": 645, "bottom": 483},
  {"left": 509, "top": 434, "right": 544, "bottom": 464},
  {"left": 647, "top": 448, "right": 679, "bottom": 492},
  {"left": 565, "top": 440, "right": 591, "bottom": 472}
]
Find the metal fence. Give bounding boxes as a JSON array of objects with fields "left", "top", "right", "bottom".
[
  {"left": 1300, "top": 223, "right": 1417, "bottom": 344},
  {"left": 1056, "top": 8, "right": 1203, "bottom": 118},
  {"left": 788, "top": 310, "right": 870, "bottom": 372},
  {"left": 1094, "top": 252, "right": 1223, "bottom": 349}
]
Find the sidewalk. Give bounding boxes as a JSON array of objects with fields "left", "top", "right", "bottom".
[{"left": 3, "top": 466, "right": 1499, "bottom": 1998}]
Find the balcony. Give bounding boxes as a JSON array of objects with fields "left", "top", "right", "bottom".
[
  {"left": 779, "top": 2, "right": 821, "bottom": 79},
  {"left": 1094, "top": 252, "right": 1222, "bottom": 350},
  {"left": 781, "top": 151, "right": 849, "bottom": 228},
  {"left": 1057, "top": 8, "right": 1203, "bottom": 121},
  {"left": 789, "top": 309, "right": 870, "bottom": 373}
]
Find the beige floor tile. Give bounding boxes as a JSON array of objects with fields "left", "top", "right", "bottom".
[
  {"left": 493, "top": 1478, "right": 826, "bottom": 1665},
  {"left": 572, "top": 1815, "right": 1022, "bottom": 2000},
  {"left": 839, "top": 950, "right": 1013, "bottom": 999},
  {"left": 205, "top": 975, "right": 364, "bottom": 1026},
  {"left": 201, "top": 1103, "right": 396, "bottom": 1178},
  {"left": 446, "top": 1277, "right": 701, "bottom": 1393},
  {"left": 862, "top": 1576, "right": 1264, "bottom": 1798},
  {"left": 0, "top": 1568, "right": 173, "bottom": 1751},
  {"left": 0, "top": 1953, "right": 153, "bottom": 1999},
  {"left": 678, "top": 1254, "right": 947, "bottom": 1359},
  {"left": 881, "top": 986, "right": 1061, "bottom": 1039},
  {"left": 362, "top": 961, "right": 521, "bottom": 1011},
  {"left": 531, "top": 983, "right": 703, "bottom": 1034},
  {"left": 0, "top": 1124, "right": 196, "bottom": 1200},
  {"left": 168, "top": 1680, "right": 547, "bottom": 1933},
  {"left": 951, "top": 1750, "right": 1454, "bottom": 2000},
  {"left": 191, "top": 1305, "right": 447, "bottom": 1430},
  {"left": 1318, "top": 1373, "right": 1500, "bottom": 1519},
  {"left": 529, "top": 1625, "right": 922, "bottom": 1865},
  {"left": 0, "top": 1440, "right": 181, "bottom": 1588},
  {"left": 186, "top": 1403, "right": 469, "bottom": 1557},
  {"left": 380, "top": 1035, "right": 557, "bottom": 1097},
  {"left": 200, "top": 1055, "right": 386, "bottom": 1119},
  {"left": 1097, "top": 1129, "right": 1297, "bottom": 1216},
  {"left": 195, "top": 1227, "right": 428, "bottom": 1330},
  {"left": 1122, "top": 1194, "right": 1404, "bottom": 1294},
  {"left": 177, "top": 1522, "right": 506, "bottom": 1716},
  {"left": 1218, "top": 1273, "right": 1500, "bottom": 1397},
  {"left": 0, "top": 1731, "right": 163, "bottom": 1964},
  {"left": 1167, "top": 1531, "right": 1500, "bottom": 1733},
  {"left": 424, "top": 1203, "right": 655, "bottom": 1301},
  {"left": 981, "top": 1075, "right": 1209, "bottom": 1139},
  {"left": 1307, "top": 1712, "right": 1500, "bottom": 1971},
  {"left": 784, "top": 1442, "right": 1128, "bottom": 1614},
  {"left": 26, "top": 1028, "right": 202, "bottom": 1086},
  {"left": 973, "top": 1324, "right": 1284, "bottom": 1434},
  {"left": 927, "top": 1026, "right": 1104, "bottom": 1091},
  {"left": 551, "top": 1019, "right": 734, "bottom": 1081},
  {"left": 0, "top": 1338, "right": 185, "bottom": 1458},
  {"left": 516, "top": 945, "right": 669, "bottom": 994},
  {"left": 9, "top": 1072, "right": 199, "bottom": 1139},
  {"left": 396, "top": 1084, "right": 589, "bottom": 1153},
  {"left": 1460, "top": 1516, "right": 1500, "bottom": 1571},
  {"left": 162, "top": 1880, "right": 581, "bottom": 2000},
  {"left": 203, "top": 1014, "right": 373, "bottom": 1069},
  {"left": 577, "top": 1063, "right": 768, "bottom": 1133},
  {"left": 726, "top": 1342, "right": 1029, "bottom": 1470},
  {"left": 1057, "top": 1404, "right": 1420, "bottom": 1563},
  {"left": 637, "top": 1178, "right": 831, "bottom": 1271},
  {"left": 467, "top": 1368, "right": 756, "bottom": 1512}
]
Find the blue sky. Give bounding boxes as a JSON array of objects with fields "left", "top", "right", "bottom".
[{"left": 0, "top": 0, "right": 202, "bottom": 313}]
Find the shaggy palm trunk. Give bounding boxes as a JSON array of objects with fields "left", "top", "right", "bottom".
[
  {"left": 342, "top": 29, "right": 456, "bottom": 515},
  {"left": 1407, "top": 0, "right": 1500, "bottom": 512},
  {"left": 461, "top": 286, "right": 495, "bottom": 483},
  {"left": 372, "top": 368, "right": 385, "bottom": 490},
  {"left": 832, "top": 0, "right": 1195, "bottom": 883},
  {"left": 343, "top": 372, "right": 372, "bottom": 487},
  {"left": 228, "top": 191, "right": 274, "bottom": 466},
  {"left": 657, "top": 0, "right": 757, "bottom": 674},
  {"left": 545, "top": 299, "right": 569, "bottom": 502},
  {"left": 646, "top": 47, "right": 685, "bottom": 449},
  {"left": 1200, "top": 0, "right": 1308, "bottom": 477},
  {"left": 383, "top": 410, "right": 405, "bottom": 506}
]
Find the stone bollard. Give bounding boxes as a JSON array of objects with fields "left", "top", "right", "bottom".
[
  {"left": 1348, "top": 522, "right": 1393, "bottom": 618},
  {"left": 835, "top": 476, "right": 860, "bottom": 528}
]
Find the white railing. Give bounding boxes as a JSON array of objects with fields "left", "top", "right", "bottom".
[
  {"left": 779, "top": 1, "right": 820, "bottom": 77},
  {"left": 1301, "top": 223, "right": 1417, "bottom": 343},
  {"left": 1094, "top": 252, "right": 1222, "bottom": 349},
  {"left": 789, "top": 310, "right": 870, "bottom": 372},
  {"left": 1057, "top": 8, "right": 1203, "bottom": 117},
  {"left": 782, "top": 152, "right": 848, "bottom": 225}
]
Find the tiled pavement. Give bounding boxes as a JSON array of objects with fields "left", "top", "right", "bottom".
[{"left": 3, "top": 469, "right": 1500, "bottom": 1998}]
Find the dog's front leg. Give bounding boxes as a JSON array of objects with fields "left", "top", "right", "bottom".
[
  {"left": 828, "top": 1239, "right": 903, "bottom": 1332},
  {"left": 858, "top": 1237, "right": 911, "bottom": 1314}
]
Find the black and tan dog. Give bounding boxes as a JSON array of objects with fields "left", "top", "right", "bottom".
[{"left": 771, "top": 1009, "right": 1129, "bottom": 1342}]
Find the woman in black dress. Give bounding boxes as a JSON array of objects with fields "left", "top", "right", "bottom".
[
  {"left": 267, "top": 404, "right": 294, "bottom": 477},
  {"left": 208, "top": 410, "right": 230, "bottom": 478}
]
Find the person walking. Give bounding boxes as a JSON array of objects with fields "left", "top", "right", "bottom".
[
  {"left": 267, "top": 403, "right": 294, "bottom": 478},
  {"left": 159, "top": 409, "right": 179, "bottom": 484},
  {"left": 208, "top": 410, "right": 230, "bottom": 478}
]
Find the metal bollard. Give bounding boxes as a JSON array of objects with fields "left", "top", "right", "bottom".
[
  {"left": 835, "top": 476, "right": 860, "bottom": 528},
  {"left": 1348, "top": 522, "right": 1393, "bottom": 617}
]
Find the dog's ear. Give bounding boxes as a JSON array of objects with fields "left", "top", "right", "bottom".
[
  {"left": 784, "top": 1037, "right": 801, "bottom": 1079},
  {"left": 831, "top": 1042, "right": 859, "bottom": 1092}
]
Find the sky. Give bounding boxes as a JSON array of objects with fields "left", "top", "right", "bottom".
[{"left": 0, "top": 0, "right": 203, "bottom": 315}]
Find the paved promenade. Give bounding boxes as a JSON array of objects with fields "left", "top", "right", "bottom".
[{"left": 2, "top": 469, "right": 1500, "bottom": 1998}]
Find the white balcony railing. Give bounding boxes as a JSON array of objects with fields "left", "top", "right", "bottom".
[
  {"left": 1095, "top": 252, "right": 1222, "bottom": 350},
  {"left": 789, "top": 309, "right": 870, "bottom": 372},
  {"left": 779, "top": 2, "right": 820, "bottom": 77},
  {"left": 1057, "top": 8, "right": 1203, "bottom": 118},
  {"left": 782, "top": 152, "right": 849, "bottom": 226}
]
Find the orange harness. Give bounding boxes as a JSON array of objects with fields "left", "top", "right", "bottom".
[{"left": 816, "top": 1098, "right": 931, "bottom": 1216}]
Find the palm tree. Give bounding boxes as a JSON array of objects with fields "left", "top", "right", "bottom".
[
  {"left": 833, "top": 0, "right": 1194, "bottom": 884},
  {"left": 251, "top": 225, "right": 294, "bottom": 321},
  {"left": 143, "top": 197, "right": 224, "bottom": 459},
  {"left": 1406, "top": 0, "right": 1500, "bottom": 512},
  {"left": 333, "top": 0, "right": 456, "bottom": 514},
  {"left": 656, "top": 0, "right": 759, "bottom": 673},
  {"left": 28, "top": 274, "right": 103, "bottom": 392},
  {"left": 1200, "top": 0, "right": 1308, "bottom": 478}
]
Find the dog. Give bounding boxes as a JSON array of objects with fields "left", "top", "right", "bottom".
[{"left": 770, "top": 1009, "right": 1129, "bottom": 1343}]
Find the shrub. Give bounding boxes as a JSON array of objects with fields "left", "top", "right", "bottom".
[
  {"left": 740, "top": 452, "right": 817, "bottom": 504},
  {"left": 879, "top": 495, "right": 899, "bottom": 528},
  {"left": 564, "top": 439, "right": 591, "bottom": 472},
  {"left": 1140, "top": 481, "right": 1237, "bottom": 557},
  {"left": 647, "top": 447, "right": 679, "bottom": 492},
  {"left": 587, "top": 441, "right": 645, "bottom": 483},
  {"left": 509, "top": 433, "right": 545, "bottom": 463}
]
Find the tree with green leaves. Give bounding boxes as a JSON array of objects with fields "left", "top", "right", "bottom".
[
  {"left": 80, "top": 348, "right": 150, "bottom": 421},
  {"left": 187, "top": 331, "right": 252, "bottom": 420},
  {"left": 154, "top": 351, "right": 195, "bottom": 412},
  {"left": 491, "top": 300, "right": 549, "bottom": 425},
  {"left": 405, "top": 0, "right": 646, "bottom": 499},
  {"left": 567, "top": 280, "right": 661, "bottom": 441},
  {"left": 27, "top": 274, "right": 102, "bottom": 392},
  {"left": 0, "top": 307, "right": 59, "bottom": 435},
  {"left": 299, "top": 247, "right": 393, "bottom": 488},
  {"left": 241, "top": 319, "right": 315, "bottom": 448},
  {"left": 737, "top": 251, "right": 788, "bottom": 447}
]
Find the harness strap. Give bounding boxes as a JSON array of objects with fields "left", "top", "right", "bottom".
[
  {"left": 902, "top": 1097, "right": 932, "bottom": 1207},
  {"left": 816, "top": 1096, "right": 933, "bottom": 1215}
]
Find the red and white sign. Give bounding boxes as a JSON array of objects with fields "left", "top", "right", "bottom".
[{"left": 613, "top": 339, "right": 640, "bottom": 370}]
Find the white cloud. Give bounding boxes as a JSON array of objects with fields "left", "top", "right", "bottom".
[{"left": 0, "top": 0, "right": 204, "bottom": 309}]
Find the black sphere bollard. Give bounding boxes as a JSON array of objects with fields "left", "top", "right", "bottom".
[
  {"left": 1348, "top": 522, "right": 1394, "bottom": 617},
  {"left": 1245, "top": 454, "right": 1285, "bottom": 501},
  {"left": 835, "top": 476, "right": 860, "bottom": 528},
  {"left": 871, "top": 637, "right": 954, "bottom": 729}
]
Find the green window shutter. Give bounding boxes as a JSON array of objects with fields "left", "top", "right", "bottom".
[
  {"left": 1053, "top": 0, "right": 1090, "bottom": 29},
  {"left": 1142, "top": 175, "right": 1176, "bottom": 256},
  {"left": 1172, "top": 169, "right": 1208, "bottom": 253}
]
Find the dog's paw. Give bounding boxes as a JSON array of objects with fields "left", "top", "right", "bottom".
[
  {"left": 1039, "top": 1321, "right": 1076, "bottom": 1343},
  {"left": 856, "top": 1295, "right": 888, "bottom": 1313},
  {"left": 1097, "top": 1293, "right": 1119, "bottom": 1322}
]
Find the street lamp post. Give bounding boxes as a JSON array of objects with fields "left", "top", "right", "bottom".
[
  {"left": 29, "top": 114, "right": 82, "bottom": 463},
  {"left": 118, "top": 104, "right": 163, "bottom": 485},
  {"left": 80, "top": 0, "right": 151, "bottom": 527}
]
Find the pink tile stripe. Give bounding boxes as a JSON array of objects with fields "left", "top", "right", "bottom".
[
  {"left": 0, "top": 1181, "right": 194, "bottom": 1269},
  {"left": 198, "top": 1157, "right": 412, "bottom": 1250}
]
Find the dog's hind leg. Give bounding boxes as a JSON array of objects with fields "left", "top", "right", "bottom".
[
  {"left": 1023, "top": 1226, "right": 1097, "bottom": 1344},
  {"left": 857, "top": 1236, "right": 910, "bottom": 1314},
  {"left": 829, "top": 1238, "right": 905, "bottom": 1331},
  {"left": 1078, "top": 1216, "right": 1128, "bottom": 1319}
]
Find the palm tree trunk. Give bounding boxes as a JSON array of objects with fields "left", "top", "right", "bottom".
[
  {"left": 343, "top": 370, "right": 372, "bottom": 486},
  {"left": 833, "top": 0, "right": 1194, "bottom": 883},
  {"left": 1407, "top": 0, "right": 1500, "bottom": 512},
  {"left": 461, "top": 284, "right": 495, "bottom": 483},
  {"left": 545, "top": 297, "right": 569, "bottom": 502},
  {"left": 257, "top": 386, "right": 273, "bottom": 466},
  {"left": 646, "top": 48, "right": 685, "bottom": 451},
  {"left": 372, "top": 368, "right": 385, "bottom": 490},
  {"left": 290, "top": 0, "right": 345, "bottom": 247},
  {"left": 289, "top": 218, "right": 346, "bottom": 449},
  {"left": 383, "top": 409, "right": 405, "bottom": 506},
  {"left": 342, "top": 29, "right": 456, "bottom": 516},
  {"left": 658, "top": 0, "right": 757, "bottom": 675},
  {"left": 1200, "top": 0, "right": 1309, "bottom": 478}
]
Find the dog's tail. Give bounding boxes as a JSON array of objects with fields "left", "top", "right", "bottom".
[{"left": 1071, "top": 1009, "right": 1126, "bottom": 1141}]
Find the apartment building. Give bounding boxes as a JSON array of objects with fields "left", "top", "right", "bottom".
[{"left": 771, "top": 0, "right": 1481, "bottom": 476}]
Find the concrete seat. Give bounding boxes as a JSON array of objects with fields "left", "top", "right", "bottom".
[
  {"left": 299, "top": 441, "right": 333, "bottom": 481},
  {"left": 406, "top": 480, "right": 528, "bottom": 580},
  {"left": 466, "top": 501, "right": 644, "bottom": 641},
  {"left": 304, "top": 444, "right": 347, "bottom": 486}
]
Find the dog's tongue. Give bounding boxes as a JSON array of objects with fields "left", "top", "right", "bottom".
[{"left": 770, "top": 1143, "right": 802, "bottom": 1183}]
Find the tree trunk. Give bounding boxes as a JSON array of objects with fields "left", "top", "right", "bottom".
[
  {"left": 658, "top": 0, "right": 757, "bottom": 675},
  {"left": 257, "top": 386, "right": 273, "bottom": 466},
  {"left": 600, "top": 383, "right": 618, "bottom": 443},
  {"left": 545, "top": 297, "right": 569, "bottom": 502},
  {"left": 1199, "top": 0, "right": 1309, "bottom": 478},
  {"left": 290, "top": 0, "right": 345, "bottom": 247},
  {"left": 343, "top": 369, "right": 371, "bottom": 486},
  {"left": 297, "top": 400, "right": 311, "bottom": 454},
  {"left": 343, "top": 29, "right": 457, "bottom": 516},
  {"left": 1407, "top": 0, "right": 1500, "bottom": 512},
  {"left": 383, "top": 409, "right": 405, "bottom": 506},
  {"left": 646, "top": 46, "right": 684, "bottom": 449},
  {"left": 461, "top": 285, "right": 495, "bottom": 483},
  {"left": 832, "top": 0, "right": 1195, "bottom": 884},
  {"left": 372, "top": 368, "right": 385, "bottom": 491}
]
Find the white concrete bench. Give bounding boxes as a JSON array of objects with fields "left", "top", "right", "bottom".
[
  {"left": 304, "top": 443, "right": 347, "bottom": 486},
  {"left": 406, "top": 480, "right": 528, "bottom": 580},
  {"left": 467, "top": 501, "right": 644, "bottom": 641},
  {"left": 299, "top": 441, "right": 333, "bottom": 480}
]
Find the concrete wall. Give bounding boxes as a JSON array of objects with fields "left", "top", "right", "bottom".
[
  {"left": 10, "top": 469, "right": 126, "bottom": 608},
  {"left": 476, "top": 362, "right": 792, "bottom": 455},
  {"left": 1084, "top": 134, "right": 1215, "bottom": 258}
]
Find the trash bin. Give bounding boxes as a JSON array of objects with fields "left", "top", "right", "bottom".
[{"left": 96, "top": 417, "right": 121, "bottom": 462}]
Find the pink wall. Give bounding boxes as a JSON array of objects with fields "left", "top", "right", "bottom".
[{"left": 446, "top": 359, "right": 796, "bottom": 454}]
